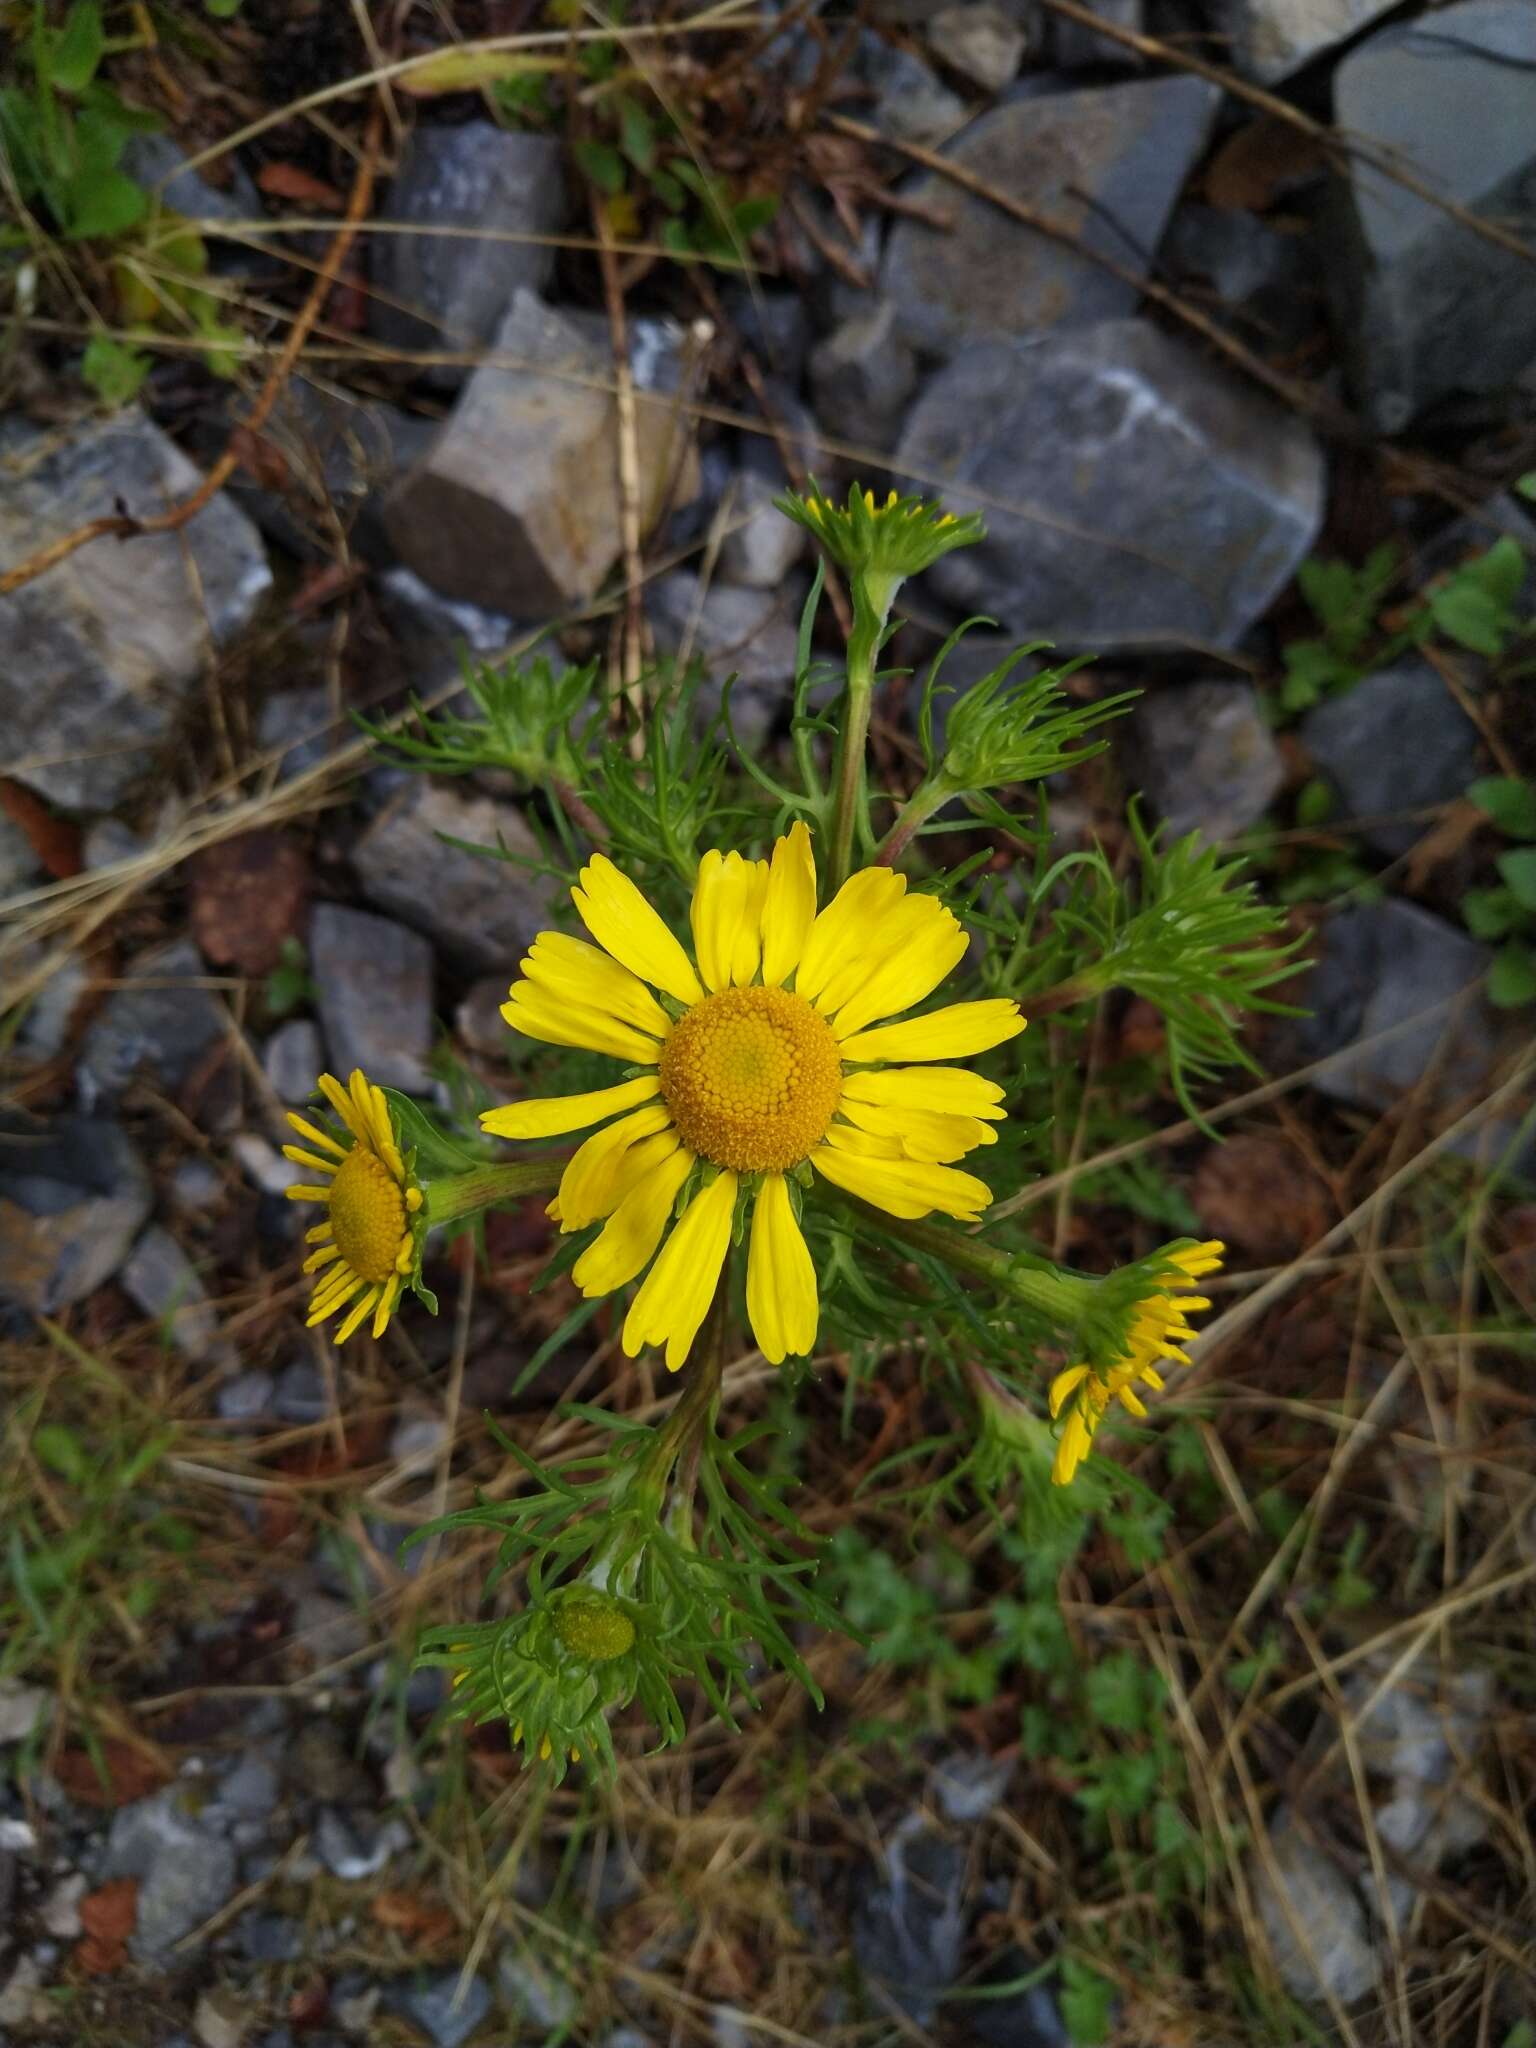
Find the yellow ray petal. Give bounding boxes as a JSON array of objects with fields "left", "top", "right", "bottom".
[
  {"left": 622, "top": 1170, "right": 738, "bottom": 1370},
  {"left": 572, "top": 1147, "right": 694, "bottom": 1296},
  {"left": 521, "top": 931, "right": 671, "bottom": 1037},
  {"left": 285, "top": 1114, "right": 346, "bottom": 1158},
  {"left": 760, "top": 821, "right": 817, "bottom": 986},
  {"left": 573, "top": 853, "right": 704, "bottom": 1004},
  {"left": 281, "top": 1146, "right": 339, "bottom": 1176},
  {"left": 557, "top": 1104, "right": 675, "bottom": 1231},
  {"left": 371, "top": 1274, "right": 401, "bottom": 1339},
  {"left": 307, "top": 1272, "right": 363, "bottom": 1324},
  {"left": 335, "top": 1284, "right": 382, "bottom": 1344},
  {"left": 839, "top": 1066, "right": 1007, "bottom": 1118},
  {"left": 745, "top": 1173, "right": 818, "bottom": 1365},
  {"left": 794, "top": 868, "right": 908, "bottom": 1004},
  {"left": 839, "top": 999, "right": 1025, "bottom": 1064},
  {"left": 1051, "top": 1404, "right": 1095, "bottom": 1486},
  {"left": 1048, "top": 1364, "right": 1091, "bottom": 1418},
  {"left": 303, "top": 1244, "right": 342, "bottom": 1275},
  {"left": 502, "top": 982, "right": 663, "bottom": 1064},
  {"left": 480, "top": 1075, "right": 660, "bottom": 1141},
  {"left": 690, "top": 849, "right": 765, "bottom": 992},
  {"left": 318, "top": 1072, "right": 368, "bottom": 1143},
  {"left": 835, "top": 1096, "right": 996, "bottom": 1164},
  {"left": 827, "top": 900, "right": 970, "bottom": 1040},
  {"left": 809, "top": 1144, "right": 992, "bottom": 1221}
]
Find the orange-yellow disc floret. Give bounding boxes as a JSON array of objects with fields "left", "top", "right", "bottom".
[{"left": 658, "top": 985, "right": 842, "bottom": 1173}]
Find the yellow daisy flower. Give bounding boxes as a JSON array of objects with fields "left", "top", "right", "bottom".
[
  {"left": 1048, "top": 1240, "right": 1224, "bottom": 1486},
  {"left": 481, "top": 824, "right": 1025, "bottom": 1370},
  {"left": 283, "top": 1068, "right": 424, "bottom": 1344}
]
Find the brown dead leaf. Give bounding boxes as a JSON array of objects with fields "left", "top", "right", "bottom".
[
  {"left": 230, "top": 423, "right": 292, "bottom": 493},
  {"left": 1205, "top": 115, "right": 1328, "bottom": 213},
  {"left": 188, "top": 830, "right": 309, "bottom": 977},
  {"left": 75, "top": 1876, "right": 138, "bottom": 1972},
  {"left": 371, "top": 1889, "right": 459, "bottom": 1948},
  {"left": 1192, "top": 1132, "right": 1332, "bottom": 1262},
  {"left": 255, "top": 160, "right": 347, "bottom": 209},
  {"left": 0, "top": 778, "right": 82, "bottom": 879},
  {"left": 53, "top": 1740, "right": 172, "bottom": 1809}
]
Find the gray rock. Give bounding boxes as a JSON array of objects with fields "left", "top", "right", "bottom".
[
  {"left": 970, "top": 1962, "right": 1071, "bottom": 2048},
  {"left": 851, "top": 1818, "right": 966, "bottom": 2026},
  {"left": 8, "top": 943, "right": 91, "bottom": 1063},
  {"left": 721, "top": 286, "right": 811, "bottom": 384},
  {"left": 350, "top": 780, "right": 559, "bottom": 973},
  {"left": 863, "top": 38, "right": 970, "bottom": 148},
  {"left": 121, "top": 1225, "right": 226, "bottom": 1362},
  {"left": 216, "top": 1370, "right": 276, "bottom": 1423},
  {"left": 237, "top": 1912, "right": 302, "bottom": 1962},
  {"left": 0, "top": 1113, "right": 151, "bottom": 1314},
  {"left": 716, "top": 467, "right": 808, "bottom": 590},
  {"left": 171, "top": 1159, "right": 223, "bottom": 1214},
  {"left": 1159, "top": 203, "right": 1316, "bottom": 358},
  {"left": 77, "top": 937, "right": 227, "bottom": 1107},
  {"left": 370, "top": 123, "right": 567, "bottom": 380},
  {"left": 0, "top": 410, "right": 270, "bottom": 811},
  {"left": 881, "top": 78, "right": 1220, "bottom": 359},
  {"left": 1283, "top": 899, "right": 1507, "bottom": 1116},
  {"left": 496, "top": 1947, "right": 579, "bottom": 2032},
  {"left": 384, "top": 289, "right": 697, "bottom": 618},
  {"left": 898, "top": 319, "right": 1325, "bottom": 650},
  {"left": 808, "top": 299, "right": 919, "bottom": 463},
  {"left": 1217, "top": 0, "right": 1399, "bottom": 82},
  {"left": 1324, "top": 0, "right": 1536, "bottom": 431},
  {"left": 455, "top": 976, "right": 512, "bottom": 1058},
  {"left": 931, "top": 1749, "right": 1012, "bottom": 1822},
  {"left": 647, "top": 574, "right": 803, "bottom": 743},
  {"left": 120, "top": 133, "right": 261, "bottom": 233},
  {"left": 314, "top": 1807, "right": 407, "bottom": 1881},
  {"left": 194, "top": 1986, "right": 252, "bottom": 2048},
  {"left": 1300, "top": 662, "right": 1480, "bottom": 859},
  {"left": 928, "top": 1, "right": 1028, "bottom": 89},
  {"left": 0, "top": 812, "right": 37, "bottom": 898},
  {"left": 1053, "top": 0, "right": 1145, "bottom": 69},
  {"left": 397, "top": 1971, "right": 493, "bottom": 2048},
  {"left": 40, "top": 1872, "right": 87, "bottom": 1939},
  {"left": 0, "top": 1955, "right": 45, "bottom": 2029},
  {"left": 375, "top": 565, "right": 527, "bottom": 680},
  {"left": 264, "top": 1019, "right": 323, "bottom": 1105},
  {"left": 1127, "top": 680, "right": 1283, "bottom": 841},
  {"left": 0, "top": 1682, "right": 51, "bottom": 1745},
  {"left": 309, "top": 903, "right": 433, "bottom": 1093},
  {"left": 274, "top": 1359, "right": 328, "bottom": 1425},
  {"left": 1252, "top": 1807, "right": 1379, "bottom": 2005},
  {"left": 214, "top": 1751, "right": 283, "bottom": 1824},
  {"left": 105, "top": 1786, "right": 238, "bottom": 1960},
  {"left": 255, "top": 687, "right": 351, "bottom": 785}
]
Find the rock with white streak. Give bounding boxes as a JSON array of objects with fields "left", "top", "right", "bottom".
[{"left": 1215, "top": 0, "right": 1400, "bottom": 82}]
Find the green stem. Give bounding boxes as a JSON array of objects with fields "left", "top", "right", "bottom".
[
  {"left": 826, "top": 581, "right": 894, "bottom": 895},
  {"left": 874, "top": 771, "right": 960, "bottom": 868},
  {"left": 860, "top": 1209, "right": 1094, "bottom": 1326},
  {"left": 424, "top": 1157, "right": 564, "bottom": 1227},
  {"left": 634, "top": 1263, "right": 732, "bottom": 1515}
]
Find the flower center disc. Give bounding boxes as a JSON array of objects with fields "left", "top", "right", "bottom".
[
  {"left": 659, "top": 985, "right": 842, "bottom": 1173},
  {"left": 328, "top": 1147, "right": 406, "bottom": 1283}
]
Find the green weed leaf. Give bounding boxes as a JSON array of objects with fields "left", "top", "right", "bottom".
[
  {"left": 1468, "top": 775, "right": 1536, "bottom": 839},
  {"left": 1488, "top": 941, "right": 1536, "bottom": 1009}
]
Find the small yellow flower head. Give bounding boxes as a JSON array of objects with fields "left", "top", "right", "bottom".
[
  {"left": 774, "top": 478, "right": 984, "bottom": 584},
  {"left": 282, "top": 1069, "right": 425, "bottom": 1344},
  {"left": 479, "top": 825, "right": 1025, "bottom": 1373},
  {"left": 1048, "top": 1239, "right": 1224, "bottom": 1486},
  {"left": 552, "top": 1592, "right": 638, "bottom": 1664}
]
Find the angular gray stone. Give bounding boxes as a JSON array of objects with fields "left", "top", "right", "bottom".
[
  {"left": 376, "top": 564, "right": 527, "bottom": 681},
  {"left": 1300, "top": 662, "right": 1480, "bottom": 858},
  {"left": 8, "top": 942, "right": 91, "bottom": 1063},
  {"left": 1128, "top": 680, "right": 1284, "bottom": 842},
  {"left": 121, "top": 1225, "right": 225, "bottom": 1362},
  {"left": 350, "top": 780, "right": 560, "bottom": 973},
  {"left": 309, "top": 903, "right": 433, "bottom": 1092},
  {"left": 384, "top": 290, "right": 698, "bottom": 618},
  {"left": 255, "top": 687, "right": 351, "bottom": 785},
  {"left": 496, "top": 1946, "right": 579, "bottom": 2031},
  {"left": 1217, "top": 0, "right": 1399, "bottom": 82},
  {"left": 931, "top": 1749, "right": 1012, "bottom": 1822},
  {"left": 397, "top": 1971, "right": 493, "bottom": 2048},
  {"left": 851, "top": 1818, "right": 966, "bottom": 2027},
  {"left": 0, "top": 411, "right": 270, "bottom": 811},
  {"left": 120, "top": 133, "right": 261, "bottom": 233},
  {"left": 216, "top": 1370, "right": 276, "bottom": 1423},
  {"left": 1252, "top": 1806, "right": 1380, "bottom": 2005},
  {"left": 927, "top": 1, "right": 1028, "bottom": 90},
  {"left": 647, "top": 574, "right": 803, "bottom": 743},
  {"left": 1324, "top": 0, "right": 1536, "bottom": 431},
  {"left": 720, "top": 285, "right": 811, "bottom": 384},
  {"left": 808, "top": 299, "right": 919, "bottom": 463},
  {"left": 0, "top": 1114, "right": 151, "bottom": 1313},
  {"left": 105, "top": 1786, "right": 238, "bottom": 1960},
  {"left": 862, "top": 38, "right": 970, "bottom": 148},
  {"left": 371, "top": 124, "right": 568, "bottom": 380},
  {"left": 273, "top": 1358, "right": 328, "bottom": 1425},
  {"left": 1282, "top": 900, "right": 1507, "bottom": 1116},
  {"left": 881, "top": 77, "right": 1221, "bottom": 359},
  {"left": 1053, "top": 0, "right": 1145, "bottom": 70},
  {"left": 264, "top": 1018, "right": 323, "bottom": 1105},
  {"left": 898, "top": 318, "right": 1325, "bottom": 649},
  {"left": 0, "top": 812, "right": 37, "bottom": 898},
  {"left": 1159, "top": 203, "right": 1315, "bottom": 358},
  {"left": 716, "top": 467, "right": 807, "bottom": 590},
  {"left": 77, "top": 937, "right": 226, "bottom": 1107},
  {"left": 0, "top": 1681, "right": 51, "bottom": 1745},
  {"left": 314, "top": 1808, "right": 407, "bottom": 1882}
]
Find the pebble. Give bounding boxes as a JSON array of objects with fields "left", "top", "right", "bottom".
[
  {"left": 0, "top": 1113, "right": 152, "bottom": 1315},
  {"left": 273, "top": 1359, "right": 329, "bottom": 1425},
  {"left": 927, "top": 1, "right": 1028, "bottom": 91},
  {"left": 309, "top": 903, "right": 434, "bottom": 1095},
  {"left": 105, "top": 1786, "right": 238, "bottom": 1961},
  {"left": 1300, "top": 661, "right": 1480, "bottom": 857},
  {"left": 851, "top": 1816, "right": 966, "bottom": 2027},
  {"left": 194, "top": 1986, "right": 253, "bottom": 2048},
  {"left": 121, "top": 1225, "right": 228, "bottom": 1364},
  {"left": 0, "top": 1682, "right": 52, "bottom": 1745},
  {"left": 263, "top": 1020, "right": 323, "bottom": 1106},
  {"left": 76, "top": 937, "right": 227, "bottom": 1109},
  {"left": 40, "top": 1872, "right": 87, "bottom": 1939},
  {"left": 931, "top": 1750, "right": 1012, "bottom": 1823},
  {"left": 397, "top": 1971, "right": 493, "bottom": 2048},
  {"left": 313, "top": 1808, "right": 409, "bottom": 1883},
  {"left": 1127, "top": 680, "right": 1284, "bottom": 842},
  {"left": 496, "top": 1945, "right": 580, "bottom": 2030},
  {"left": 216, "top": 1370, "right": 277, "bottom": 1424}
]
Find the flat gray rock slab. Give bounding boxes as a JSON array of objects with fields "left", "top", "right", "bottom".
[
  {"left": 1324, "top": 0, "right": 1536, "bottom": 430},
  {"left": 350, "top": 779, "right": 561, "bottom": 972},
  {"left": 1214, "top": 0, "right": 1399, "bottom": 82},
  {"left": 310, "top": 903, "right": 434, "bottom": 1093},
  {"left": 0, "top": 410, "right": 270, "bottom": 811},
  {"left": 1300, "top": 662, "right": 1481, "bottom": 858},
  {"left": 897, "top": 317, "right": 1325, "bottom": 650},
  {"left": 77, "top": 937, "right": 227, "bottom": 1107},
  {"left": 369, "top": 122, "right": 567, "bottom": 379},
  {"left": 0, "top": 1114, "right": 151, "bottom": 1314},
  {"left": 384, "top": 289, "right": 697, "bottom": 617},
  {"left": 1127, "top": 679, "right": 1284, "bottom": 842},
  {"left": 881, "top": 76, "right": 1220, "bottom": 359}
]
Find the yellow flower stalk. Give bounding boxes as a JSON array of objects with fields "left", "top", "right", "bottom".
[
  {"left": 480, "top": 823, "right": 1025, "bottom": 1371},
  {"left": 282, "top": 1069, "right": 424, "bottom": 1344},
  {"left": 1048, "top": 1240, "right": 1224, "bottom": 1485}
]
